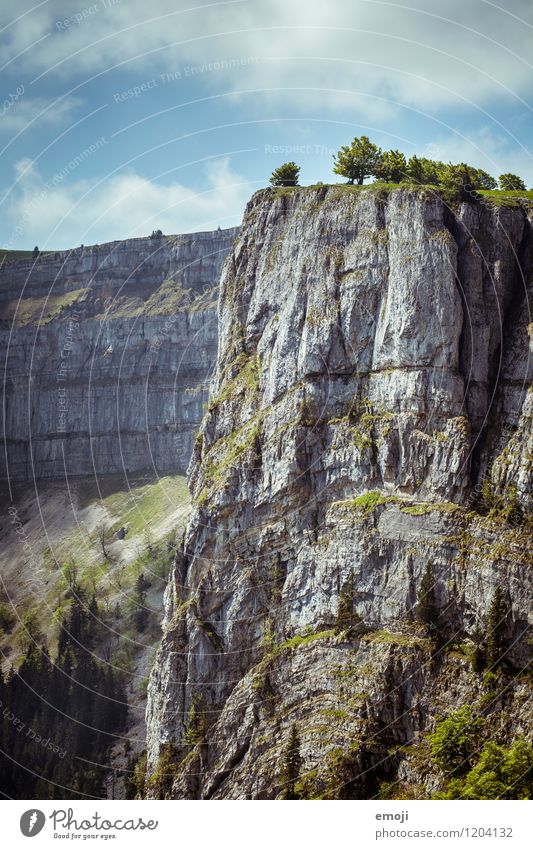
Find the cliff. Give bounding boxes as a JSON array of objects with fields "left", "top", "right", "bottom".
[
  {"left": 1, "top": 228, "right": 238, "bottom": 480},
  {"left": 146, "top": 186, "right": 532, "bottom": 799}
]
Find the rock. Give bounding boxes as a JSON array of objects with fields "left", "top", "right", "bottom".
[
  {"left": 1, "top": 228, "right": 238, "bottom": 479},
  {"left": 146, "top": 187, "right": 532, "bottom": 799}
]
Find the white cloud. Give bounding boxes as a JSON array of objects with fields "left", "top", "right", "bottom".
[
  {"left": 0, "top": 95, "right": 83, "bottom": 133},
  {"left": 6, "top": 156, "right": 251, "bottom": 249},
  {"left": 1, "top": 0, "right": 532, "bottom": 113}
]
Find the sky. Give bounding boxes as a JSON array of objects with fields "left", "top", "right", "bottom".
[{"left": 0, "top": 0, "right": 532, "bottom": 249}]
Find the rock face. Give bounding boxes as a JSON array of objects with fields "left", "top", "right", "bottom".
[
  {"left": 146, "top": 187, "right": 532, "bottom": 799},
  {"left": 1, "top": 229, "right": 238, "bottom": 480}
]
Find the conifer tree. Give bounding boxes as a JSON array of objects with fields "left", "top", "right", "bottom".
[
  {"left": 280, "top": 723, "right": 302, "bottom": 799},
  {"left": 269, "top": 162, "right": 300, "bottom": 187},
  {"left": 486, "top": 587, "right": 507, "bottom": 670},
  {"left": 415, "top": 564, "right": 440, "bottom": 636}
]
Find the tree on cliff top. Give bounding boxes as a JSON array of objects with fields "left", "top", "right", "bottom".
[
  {"left": 270, "top": 162, "right": 300, "bottom": 187},
  {"left": 499, "top": 173, "right": 526, "bottom": 191},
  {"left": 333, "top": 135, "right": 382, "bottom": 184}
]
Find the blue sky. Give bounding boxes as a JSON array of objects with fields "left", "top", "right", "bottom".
[{"left": 1, "top": 0, "right": 532, "bottom": 249}]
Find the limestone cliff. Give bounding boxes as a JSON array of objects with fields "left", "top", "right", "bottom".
[
  {"left": 1, "top": 228, "right": 238, "bottom": 480},
  {"left": 146, "top": 187, "right": 532, "bottom": 799}
]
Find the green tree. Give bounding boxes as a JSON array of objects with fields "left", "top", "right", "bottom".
[
  {"left": 333, "top": 135, "right": 382, "bottom": 185},
  {"left": 499, "top": 173, "right": 526, "bottom": 191},
  {"left": 437, "top": 739, "right": 533, "bottom": 800},
  {"left": 415, "top": 564, "right": 440, "bottom": 635},
  {"left": 469, "top": 168, "right": 497, "bottom": 190},
  {"left": 374, "top": 149, "right": 407, "bottom": 183},
  {"left": 280, "top": 723, "right": 302, "bottom": 799},
  {"left": 406, "top": 155, "right": 441, "bottom": 185},
  {"left": 439, "top": 163, "right": 478, "bottom": 201},
  {"left": 335, "top": 571, "right": 362, "bottom": 633},
  {"left": 429, "top": 706, "right": 485, "bottom": 776},
  {"left": 486, "top": 587, "right": 507, "bottom": 670},
  {"left": 269, "top": 162, "right": 300, "bottom": 187},
  {"left": 134, "top": 572, "right": 150, "bottom": 632}
]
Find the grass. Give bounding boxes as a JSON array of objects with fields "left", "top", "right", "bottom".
[
  {"left": 0, "top": 288, "right": 90, "bottom": 327},
  {"left": 266, "top": 184, "right": 533, "bottom": 208},
  {"left": 333, "top": 490, "right": 400, "bottom": 517},
  {"left": 362, "top": 629, "right": 432, "bottom": 649},
  {"left": 400, "top": 502, "right": 461, "bottom": 516},
  {"left": 98, "top": 473, "right": 190, "bottom": 536},
  {"left": 478, "top": 189, "right": 533, "bottom": 206},
  {"left": 280, "top": 630, "right": 336, "bottom": 651},
  {"left": 0, "top": 248, "right": 56, "bottom": 263}
]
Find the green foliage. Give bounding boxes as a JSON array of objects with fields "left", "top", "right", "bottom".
[
  {"left": 470, "top": 168, "right": 497, "bottom": 190},
  {"left": 406, "top": 155, "right": 442, "bottom": 185},
  {"left": 480, "top": 480, "right": 523, "bottom": 525},
  {"left": 133, "top": 572, "right": 151, "bottom": 632},
  {"left": 428, "top": 706, "right": 485, "bottom": 776},
  {"left": 279, "top": 723, "right": 302, "bottom": 799},
  {"left": 343, "top": 490, "right": 399, "bottom": 516},
  {"left": 486, "top": 587, "right": 507, "bottom": 671},
  {"left": 499, "top": 173, "right": 526, "bottom": 191},
  {"left": 333, "top": 135, "right": 382, "bottom": 184},
  {"left": 183, "top": 696, "right": 206, "bottom": 747},
  {"left": 148, "top": 743, "right": 180, "bottom": 798},
  {"left": 0, "top": 595, "right": 128, "bottom": 799},
  {"left": 335, "top": 571, "right": 362, "bottom": 633},
  {"left": 373, "top": 149, "right": 407, "bottom": 183},
  {"left": 438, "top": 163, "right": 479, "bottom": 201},
  {"left": 0, "top": 601, "right": 15, "bottom": 634},
  {"left": 270, "top": 161, "right": 300, "bottom": 187},
  {"left": 415, "top": 564, "right": 440, "bottom": 636},
  {"left": 124, "top": 750, "right": 147, "bottom": 799},
  {"left": 436, "top": 739, "right": 533, "bottom": 800}
]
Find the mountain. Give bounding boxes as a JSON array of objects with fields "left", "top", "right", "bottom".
[
  {"left": 1, "top": 228, "right": 237, "bottom": 480},
  {"left": 145, "top": 185, "right": 532, "bottom": 799}
]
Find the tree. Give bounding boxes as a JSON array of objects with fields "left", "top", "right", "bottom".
[
  {"left": 499, "top": 173, "right": 526, "bottom": 191},
  {"left": 429, "top": 706, "right": 485, "bottom": 776},
  {"left": 486, "top": 587, "right": 507, "bottom": 670},
  {"left": 269, "top": 162, "right": 300, "bottom": 187},
  {"left": 333, "top": 135, "right": 382, "bottom": 185},
  {"left": 439, "top": 163, "right": 478, "bottom": 201},
  {"left": 406, "top": 155, "right": 441, "bottom": 185},
  {"left": 150, "top": 229, "right": 164, "bottom": 238},
  {"left": 373, "top": 149, "right": 407, "bottom": 183},
  {"left": 335, "top": 571, "right": 363, "bottom": 634},
  {"left": 280, "top": 723, "right": 302, "bottom": 799},
  {"left": 32, "top": 246, "right": 39, "bottom": 258},
  {"left": 134, "top": 572, "right": 150, "bottom": 632},
  {"left": 470, "top": 168, "right": 497, "bottom": 190},
  {"left": 95, "top": 523, "right": 112, "bottom": 561},
  {"left": 415, "top": 564, "right": 440, "bottom": 635},
  {"left": 436, "top": 738, "right": 533, "bottom": 800}
]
